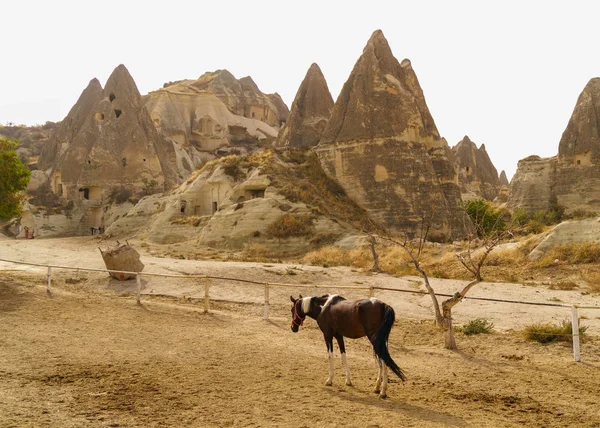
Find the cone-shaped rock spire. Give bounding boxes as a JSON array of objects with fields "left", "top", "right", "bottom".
[
  {"left": 452, "top": 135, "right": 501, "bottom": 201},
  {"left": 275, "top": 63, "right": 334, "bottom": 149},
  {"left": 41, "top": 64, "right": 177, "bottom": 222},
  {"left": 316, "top": 30, "right": 466, "bottom": 239},
  {"left": 559, "top": 78, "right": 600, "bottom": 162}
]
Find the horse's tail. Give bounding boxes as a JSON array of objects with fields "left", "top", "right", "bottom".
[{"left": 371, "top": 304, "right": 406, "bottom": 382}]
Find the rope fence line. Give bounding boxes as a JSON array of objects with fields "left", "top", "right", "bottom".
[{"left": 1, "top": 257, "right": 599, "bottom": 362}]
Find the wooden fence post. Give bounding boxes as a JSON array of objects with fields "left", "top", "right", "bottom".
[
  {"left": 46, "top": 266, "right": 52, "bottom": 294},
  {"left": 264, "top": 283, "right": 270, "bottom": 321},
  {"left": 204, "top": 279, "right": 210, "bottom": 314},
  {"left": 571, "top": 305, "right": 581, "bottom": 362},
  {"left": 136, "top": 274, "right": 142, "bottom": 305},
  {"left": 369, "top": 286, "right": 374, "bottom": 298}
]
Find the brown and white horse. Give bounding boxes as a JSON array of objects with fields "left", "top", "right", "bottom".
[{"left": 290, "top": 294, "right": 405, "bottom": 398}]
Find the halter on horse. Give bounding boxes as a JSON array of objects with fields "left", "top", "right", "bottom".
[{"left": 290, "top": 294, "right": 405, "bottom": 399}]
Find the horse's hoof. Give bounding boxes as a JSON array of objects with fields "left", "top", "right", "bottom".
[
  {"left": 373, "top": 388, "right": 381, "bottom": 394},
  {"left": 379, "top": 393, "right": 388, "bottom": 399},
  {"left": 346, "top": 380, "right": 353, "bottom": 386},
  {"left": 325, "top": 380, "right": 333, "bottom": 386}
]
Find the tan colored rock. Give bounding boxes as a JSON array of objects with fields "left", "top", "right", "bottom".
[
  {"left": 99, "top": 242, "right": 144, "bottom": 280},
  {"left": 275, "top": 63, "right": 334, "bottom": 150},
  {"left": 452, "top": 136, "right": 501, "bottom": 201},
  {"left": 316, "top": 30, "right": 466, "bottom": 240},
  {"left": 144, "top": 70, "right": 287, "bottom": 178},
  {"left": 509, "top": 78, "right": 600, "bottom": 214},
  {"left": 33, "top": 64, "right": 178, "bottom": 237},
  {"left": 499, "top": 170, "right": 510, "bottom": 187},
  {"left": 528, "top": 218, "right": 600, "bottom": 260}
]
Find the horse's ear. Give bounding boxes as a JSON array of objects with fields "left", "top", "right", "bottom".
[
  {"left": 299, "top": 294, "right": 303, "bottom": 299},
  {"left": 290, "top": 295, "right": 296, "bottom": 303}
]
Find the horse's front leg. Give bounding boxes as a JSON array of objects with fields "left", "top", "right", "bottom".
[
  {"left": 335, "top": 334, "right": 352, "bottom": 386},
  {"left": 324, "top": 336, "right": 334, "bottom": 386}
]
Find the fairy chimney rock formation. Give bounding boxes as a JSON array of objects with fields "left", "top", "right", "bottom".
[
  {"left": 452, "top": 136, "right": 501, "bottom": 201},
  {"left": 316, "top": 30, "right": 466, "bottom": 240},
  {"left": 38, "top": 64, "right": 177, "bottom": 204},
  {"left": 499, "top": 170, "right": 509, "bottom": 187},
  {"left": 275, "top": 63, "right": 334, "bottom": 150},
  {"left": 509, "top": 78, "right": 600, "bottom": 214}
]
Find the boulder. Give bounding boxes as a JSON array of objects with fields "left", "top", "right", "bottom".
[{"left": 99, "top": 242, "right": 144, "bottom": 280}]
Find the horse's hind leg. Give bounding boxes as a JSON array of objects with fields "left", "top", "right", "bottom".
[
  {"left": 335, "top": 334, "right": 352, "bottom": 386},
  {"left": 324, "top": 336, "right": 335, "bottom": 386},
  {"left": 374, "top": 357, "right": 383, "bottom": 393},
  {"left": 379, "top": 364, "right": 388, "bottom": 399}
]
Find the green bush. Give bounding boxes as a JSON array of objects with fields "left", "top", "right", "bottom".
[
  {"left": 458, "top": 318, "right": 494, "bottom": 335},
  {"left": 464, "top": 199, "right": 505, "bottom": 237}
]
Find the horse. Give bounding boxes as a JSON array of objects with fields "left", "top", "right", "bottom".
[{"left": 290, "top": 294, "right": 405, "bottom": 398}]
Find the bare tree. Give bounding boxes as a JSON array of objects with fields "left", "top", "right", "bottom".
[{"left": 374, "top": 209, "right": 512, "bottom": 349}]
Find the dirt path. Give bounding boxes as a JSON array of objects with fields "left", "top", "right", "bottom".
[
  {"left": 1, "top": 236, "right": 600, "bottom": 334},
  {"left": 1, "top": 274, "right": 600, "bottom": 427}
]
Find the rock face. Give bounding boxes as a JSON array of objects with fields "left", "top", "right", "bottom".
[
  {"left": 106, "top": 159, "right": 350, "bottom": 253},
  {"left": 509, "top": 78, "right": 600, "bottom": 214},
  {"left": 36, "top": 64, "right": 177, "bottom": 235},
  {"left": 452, "top": 136, "right": 501, "bottom": 201},
  {"left": 315, "top": 30, "right": 466, "bottom": 240},
  {"left": 145, "top": 70, "right": 288, "bottom": 179},
  {"left": 499, "top": 170, "right": 509, "bottom": 187},
  {"left": 275, "top": 63, "right": 334, "bottom": 150}
]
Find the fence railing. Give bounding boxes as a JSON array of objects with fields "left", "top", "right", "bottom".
[{"left": 1, "top": 257, "right": 599, "bottom": 362}]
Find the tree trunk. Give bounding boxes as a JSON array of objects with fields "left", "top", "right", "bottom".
[
  {"left": 442, "top": 306, "right": 457, "bottom": 349},
  {"left": 369, "top": 236, "right": 380, "bottom": 272}
]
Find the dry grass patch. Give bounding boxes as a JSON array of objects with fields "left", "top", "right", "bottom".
[
  {"left": 536, "top": 242, "right": 600, "bottom": 267},
  {"left": 170, "top": 215, "right": 204, "bottom": 227}
]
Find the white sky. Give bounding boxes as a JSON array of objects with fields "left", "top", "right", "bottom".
[{"left": 2, "top": 0, "right": 600, "bottom": 180}]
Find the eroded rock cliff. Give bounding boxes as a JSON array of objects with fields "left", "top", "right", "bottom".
[{"left": 315, "top": 30, "right": 467, "bottom": 240}]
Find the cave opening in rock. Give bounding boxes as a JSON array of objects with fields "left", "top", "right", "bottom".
[
  {"left": 114, "top": 109, "right": 122, "bottom": 118},
  {"left": 109, "top": 93, "right": 116, "bottom": 102}
]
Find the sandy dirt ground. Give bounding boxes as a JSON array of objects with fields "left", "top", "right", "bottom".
[{"left": 1, "top": 237, "right": 600, "bottom": 427}]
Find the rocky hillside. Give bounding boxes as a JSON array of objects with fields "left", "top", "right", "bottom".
[{"left": 106, "top": 150, "right": 371, "bottom": 254}]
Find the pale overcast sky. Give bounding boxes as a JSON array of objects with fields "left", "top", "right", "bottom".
[{"left": 2, "top": 1, "right": 600, "bottom": 180}]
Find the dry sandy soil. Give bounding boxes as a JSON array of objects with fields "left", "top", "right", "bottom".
[{"left": 1, "top": 236, "right": 600, "bottom": 427}]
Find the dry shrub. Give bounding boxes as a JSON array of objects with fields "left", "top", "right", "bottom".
[
  {"left": 241, "top": 243, "right": 272, "bottom": 262},
  {"left": 522, "top": 320, "right": 587, "bottom": 344},
  {"left": 302, "top": 247, "right": 352, "bottom": 267},
  {"left": 266, "top": 214, "right": 313, "bottom": 239},
  {"left": 548, "top": 281, "right": 578, "bottom": 290},
  {"left": 485, "top": 246, "right": 527, "bottom": 266},
  {"left": 536, "top": 242, "right": 600, "bottom": 267},
  {"left": 378, "top": 246, "right": 415, "bottom": 276},
  {"left": 171, "top": 216, "right": 203, "bottom": 227},
  {"left": 580, "top": 268, "right": 600, "bottom": 292}
]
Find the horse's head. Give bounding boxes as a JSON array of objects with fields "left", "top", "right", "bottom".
[{"left": 290, "top": 295, "right": 306, "bottom": 333}]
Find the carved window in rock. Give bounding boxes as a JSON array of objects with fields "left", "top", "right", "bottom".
[{"left": 199, "top": 116, "right": 213, "bottom": 135}]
